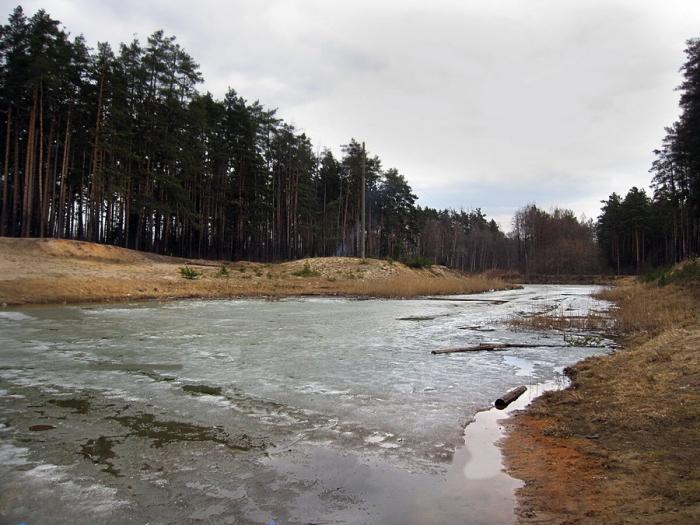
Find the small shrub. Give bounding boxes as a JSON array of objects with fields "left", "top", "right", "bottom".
[
  {"left": 254, "top": 268, "right": 263, "bottom": 277},
  {"left": 216, "top": 265, "right": 230, "bottom": 278},
  {"left": 401, "top": 255, "right": 433, "bottom": 269},
  {"left": 292, "top": 262, "right": 319, "bottom": 277},
  {"left": 641, "top": 259, "right": 700, "bottom": 287},
  {"left": 641, "top": 265, "right": 673, "bottom": 284},
  {"left": 238, "top": 266, "right": 246, "bottom": 273},
  {"left": 179, "top": 266, "right": 201, "bottom": 280},
  {"left": 670, "top": 259, "right": 700, "bottom": 284}
]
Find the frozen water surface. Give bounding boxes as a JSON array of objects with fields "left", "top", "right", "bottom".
[{"left": 0, "top": 285, "right": 613, "bottom": 524}]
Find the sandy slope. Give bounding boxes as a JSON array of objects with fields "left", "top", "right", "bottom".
[{"left": 0, "top": 237, "right": 509, "bottom": 305}]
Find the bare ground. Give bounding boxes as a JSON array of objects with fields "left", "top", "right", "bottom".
[
  {"left": 0, "top": 237, "right": 513, "bottom": 305},
  {"left": 502, "top": 280, "right": 700, "bottom": 524}
]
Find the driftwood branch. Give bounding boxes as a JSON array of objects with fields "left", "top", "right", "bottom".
[
  {"left": 431, "top": 342, "right": 557, "bottom": 354},
  {"left": 431, "top": 341, "right": 609, "bottom": 355}
]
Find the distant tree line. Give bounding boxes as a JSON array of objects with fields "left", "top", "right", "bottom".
[
  {"left": 598, "top": 39, "right": 700, "bottom": 273},
  {"left": 0, "top": 7, "right": 603, "bottom": 275}
]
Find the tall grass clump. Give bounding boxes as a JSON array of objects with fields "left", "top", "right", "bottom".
[
  {"left": 510, "top": 303, "right": 612, "bottom": 332},
  {"left": 594, "top": 280, "right": 697, "bottom": 336},
  {"left": 338, "top": 275, "right": 508, "bottom": 298},
  {"left": 511, "top": 279, "right": 696, "bottom": 337}
]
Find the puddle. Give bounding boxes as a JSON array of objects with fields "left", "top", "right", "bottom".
[{"left": 443, "top": 380, "right": 566, "bottom": 523}]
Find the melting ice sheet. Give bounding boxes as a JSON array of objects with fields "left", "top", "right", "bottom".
[{"left": 0, "top": 285, "right": 612, "bottom": 524}]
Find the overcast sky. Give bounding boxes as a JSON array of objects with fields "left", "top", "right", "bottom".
[{"left": 5, "top": 0, "right": 700, "bottom": 228}]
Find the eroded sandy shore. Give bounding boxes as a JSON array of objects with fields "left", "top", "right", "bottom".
[{"left": 0, "top": 237, "right": 513, "bottom": 305}]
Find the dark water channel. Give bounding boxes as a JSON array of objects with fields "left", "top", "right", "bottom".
[{"left": 0, "top": 285, "right": 612, "bottom": 524}]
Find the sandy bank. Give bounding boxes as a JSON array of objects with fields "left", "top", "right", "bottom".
[{"left": 0, "top": 237, "right": 514, "bottom": 305}]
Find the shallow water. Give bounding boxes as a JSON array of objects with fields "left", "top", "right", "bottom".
[{"left": 0, "top": 285, "right": 612, "bottom": 524}]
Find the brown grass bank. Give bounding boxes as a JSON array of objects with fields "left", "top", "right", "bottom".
[
  {"left": 485, "top": 269, "right": 625, "bottom": 285},
  {"left": 503, "top": 278, "right": 700, "bottom": 524},
  {"left": 508, "top": 277, "right": 696, "bottom": 335},
  {"left": 0, "top": 237, "right": 514, "bottom": 305}
]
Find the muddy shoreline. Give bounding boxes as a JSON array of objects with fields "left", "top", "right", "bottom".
[{"left": 502, "top": 281, "right": 700, "bottom": 524}]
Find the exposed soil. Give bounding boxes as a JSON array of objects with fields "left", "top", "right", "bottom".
[
  {"left": 502, "top": 282, "right": 700, "bottom": 524},
  {"left": 0, "top": 237, "right": 512, "bottom": 305}
]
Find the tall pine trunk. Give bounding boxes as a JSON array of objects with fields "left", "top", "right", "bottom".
[
  {"left": 1, "top": 107, "right": 11, "bottom": 236},
  {"left": 22, "top": 88, "right": 39, "bottom": 236},
  {"left": 57, "top": 113, "right": 71, "bottom": 238}
]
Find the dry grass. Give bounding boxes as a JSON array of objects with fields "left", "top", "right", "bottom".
[
  {"left": 594, "top": 279, "right": 698, "bottom": 336},
  {"left": 336, "top": 274, "right": 512, "bottom": 298},
  {"left": 509, "top": 277, "right": 697, "bottom": 337},
  {"left": 503, "top": 275, "right": 700, "bottom": 524},
  {"left": 0, "top": 238, "right": 515, "bottom": 304},
  {"left": 510, "top": 305, "right": 612, "bottom": 333}
]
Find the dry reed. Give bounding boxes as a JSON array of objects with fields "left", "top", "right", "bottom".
[
  {"left": 594, "top": 280, "right": 698, "bottom": 336},
  {"left": 510, "top": 279, "right": 698, "bottom": 336},
  {"left": 509, "top": 308, "right": 612, "bottom": 332},
  {"left": 336, "top": 275, "right": 512, "bottom": 298}
]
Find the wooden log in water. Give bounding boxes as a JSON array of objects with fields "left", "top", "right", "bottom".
[
  {"left": 431, "top": 342, "right": 540, "bottom": 355},
  {"left": 431, "top": 341, "right": 597, "bottom": 355},
  {"left": 495, "top": 385, "right": 527, "bottom": 409},
  {"left": 431, "top": 343, "right": 509, "bottom": 354}
]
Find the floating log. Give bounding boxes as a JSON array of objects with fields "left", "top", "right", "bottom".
[
  {"left": 431, "top": 343, "right": 512, "bottom": 354},
  {"left": 431, "top": 340, "right": 603, "bottom": 355},
  {"left": 431, "top": 342, "right": 540, "bottom": 354},
  {"left": 495, "top": 385, "right": 527, "bottom": 409}
]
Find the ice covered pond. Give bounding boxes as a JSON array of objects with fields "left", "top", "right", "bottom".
[{"left": 0, "top": 285, "right": 613, "bottom": 524}]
